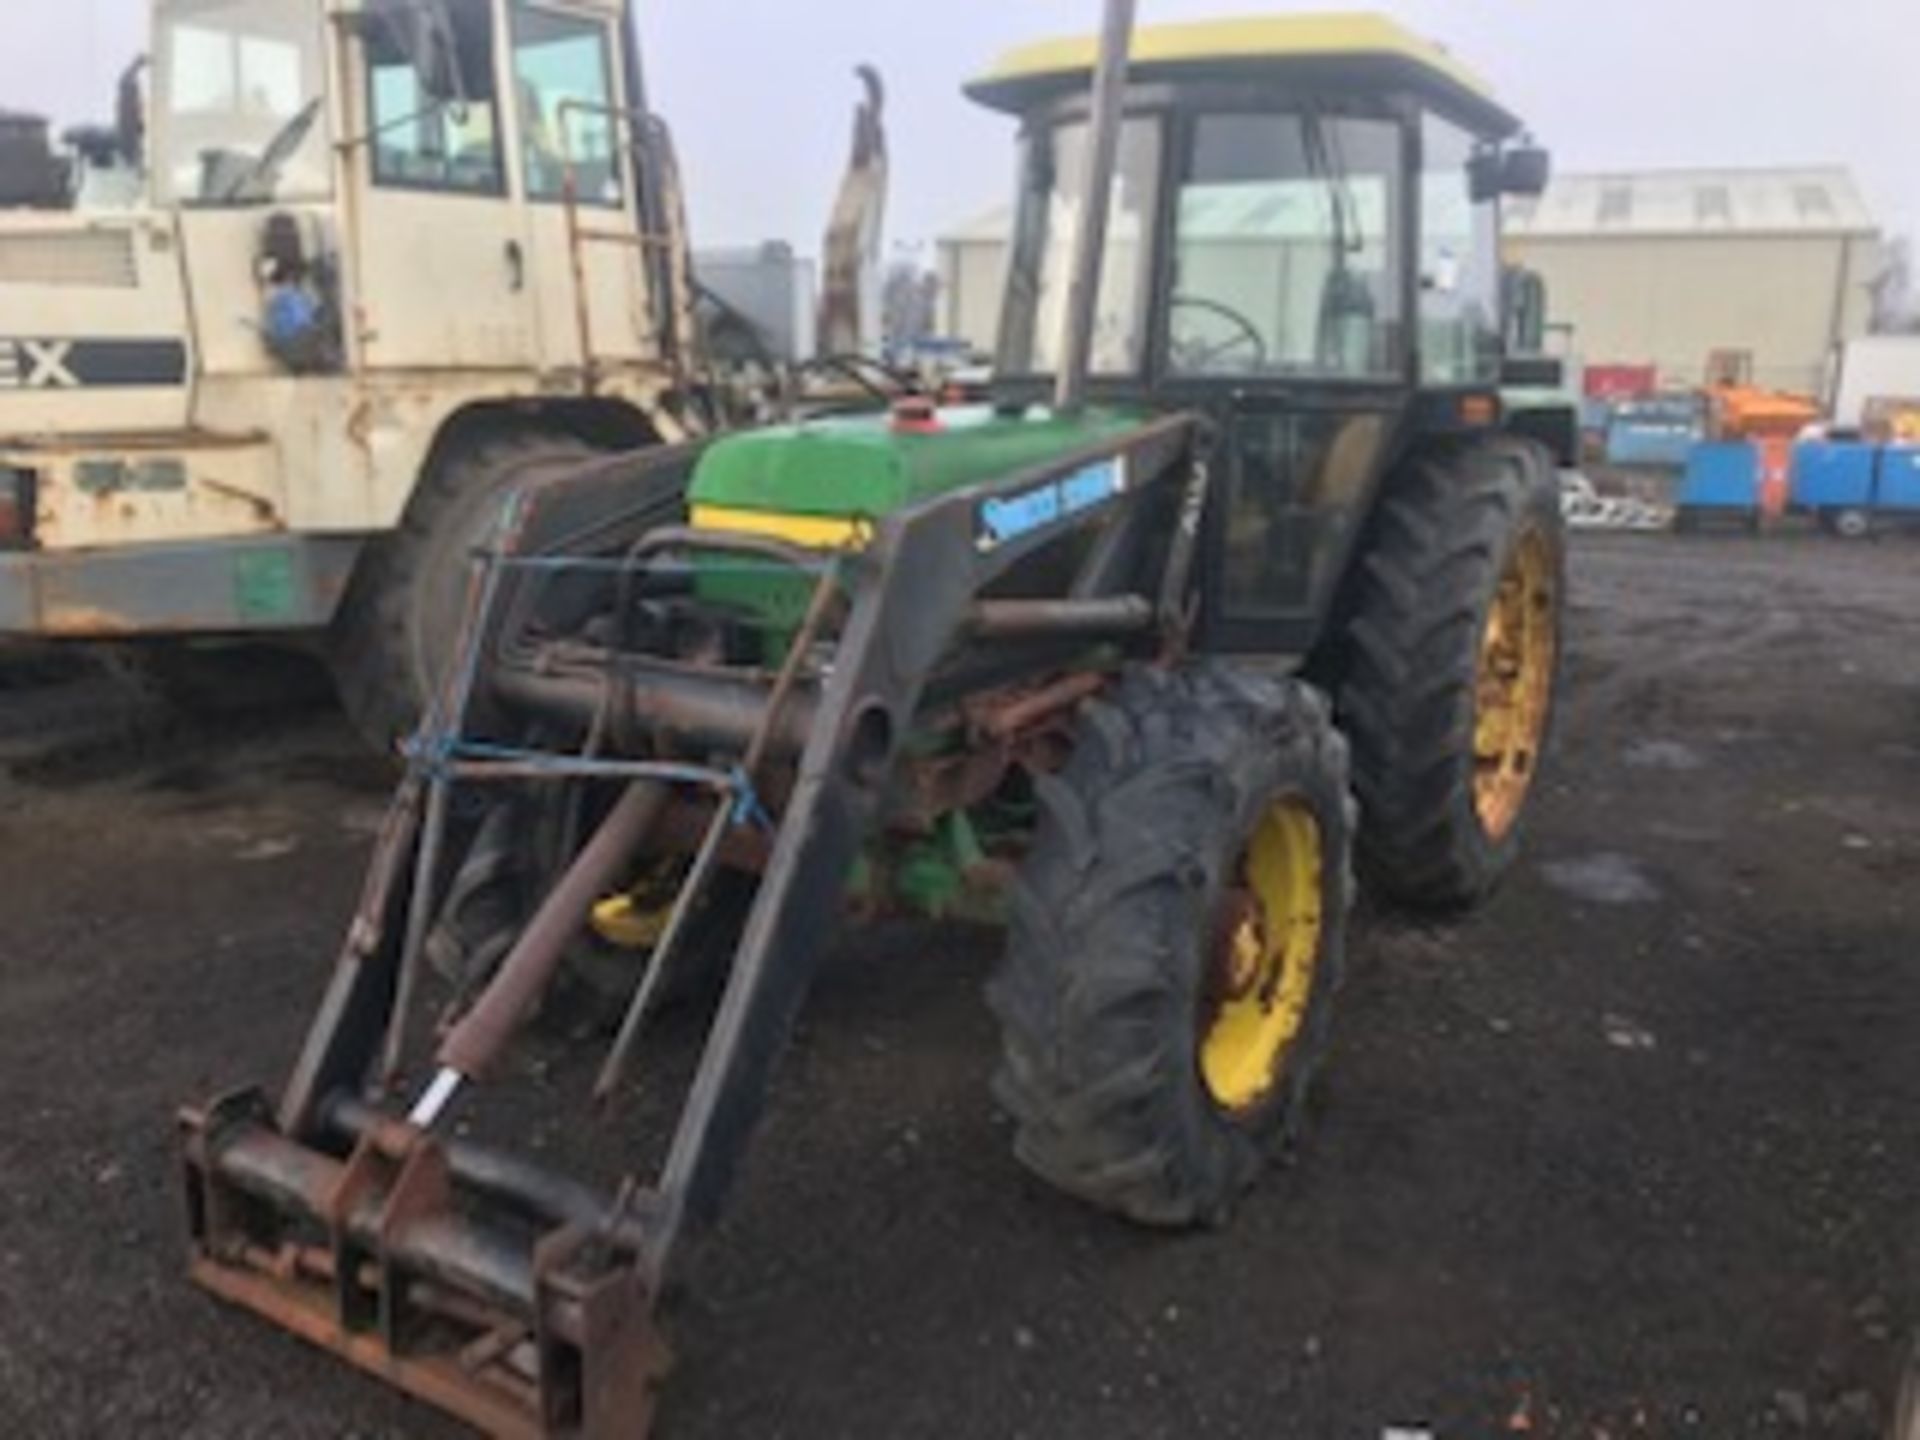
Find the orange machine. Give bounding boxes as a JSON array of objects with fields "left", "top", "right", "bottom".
[{"left": 1704, "top": 352, "right": 1823, "bottom": 518}]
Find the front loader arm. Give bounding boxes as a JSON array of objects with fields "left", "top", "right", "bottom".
[
  {"left": 648, "top": 482, "right": 979, "bottom": 1275},
  {"left": 179, "top": 411, "right": 1203, "bottom": 1438}
]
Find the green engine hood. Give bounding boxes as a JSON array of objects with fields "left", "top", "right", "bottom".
[{"left": 688, "top": 404, "right": 1144, "bottom": 520}]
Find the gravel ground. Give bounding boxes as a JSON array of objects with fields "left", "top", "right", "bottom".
[{"left": 0, "top": 533, "right": 1916, "bottom": 1439}]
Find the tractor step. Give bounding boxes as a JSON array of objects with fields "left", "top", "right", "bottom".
[{"left": 180, "top": 1090, "right": 667, "bottom": 1439}]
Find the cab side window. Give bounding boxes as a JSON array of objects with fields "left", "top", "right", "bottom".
[
  {"left": 366, "top": 0, "right": 504, "bottom": 195},
  {"left": 1419, "top": 113, "right": 1502, "bottom": 384},
  {"left": 513, "top": 6, "right": 622, "bottom": 205}
]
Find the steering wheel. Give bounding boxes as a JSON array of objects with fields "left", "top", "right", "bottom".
[{"left": 1169, "top": 295, "right": 1269, "bottom": 373}]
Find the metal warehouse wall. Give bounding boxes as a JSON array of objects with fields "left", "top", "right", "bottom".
[
  {"left": 1507, "top": 234, "right": 1882, "bottom": 395},
  {"left": 939, "top": 239, "right": 1009, "bottom": 355}
]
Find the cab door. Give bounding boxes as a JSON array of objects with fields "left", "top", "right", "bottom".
[
  {"left": 1162, "top": 108, "right": 1412, "bottom": 656},
  {"left": 507, "top": 0, "right": 658, "bottom": 375},
  {"left": 346, "top": 0, "right": 538, "bottom": 371}
]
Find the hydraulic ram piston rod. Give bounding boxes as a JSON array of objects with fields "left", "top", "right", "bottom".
[{"left": 409, "top": 779, "right": 670, "bottom": 1127}]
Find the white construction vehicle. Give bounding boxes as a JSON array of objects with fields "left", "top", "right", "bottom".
[{"left": 0, "top": 0, "right": 719, "bottom": 744}]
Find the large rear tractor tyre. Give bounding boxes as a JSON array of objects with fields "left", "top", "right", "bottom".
[
  {"left": 1331, "top": 437, "right": 1566, "bottom": 911},
  {"left": 329, "top": 432, "right": 599, "bottom": 752},
  {"left": 988, "top": 664, "right": 1355, "bottom": 1228}
]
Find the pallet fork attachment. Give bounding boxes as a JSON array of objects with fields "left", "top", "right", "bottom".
[
  {"left": 181, "top": 1089, "right": 666, "bottom": 1438},
  {"left": 178, "top": 414, "right": 1205, "bottom": 1436}
]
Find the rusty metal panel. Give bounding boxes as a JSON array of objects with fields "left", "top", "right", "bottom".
[
  {"left": 0, "top": 534, "right": 361, "bottom": 636},
  {"left": 25, "top": 436, "right": 281, "bottom": 551}
]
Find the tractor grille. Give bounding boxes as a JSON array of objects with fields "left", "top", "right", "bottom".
[{"left": 0, "top": 229, "right": 138, "bottom": 289}]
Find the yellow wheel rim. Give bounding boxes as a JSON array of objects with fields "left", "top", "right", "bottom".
[
  {"left": 1199, "top": 798, "right": 1325, "bottom": 1114},
  {"left": 1473, "top": 528, "right": 1558, "bottom": 841}
]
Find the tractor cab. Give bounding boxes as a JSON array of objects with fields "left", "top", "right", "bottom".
[{"left": 968, "top": 14, "right": 1558, "bottom": 650}]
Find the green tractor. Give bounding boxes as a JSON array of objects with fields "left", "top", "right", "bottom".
[{"left": 178, "top": 10, "right": 1572, "bottom": 1435}]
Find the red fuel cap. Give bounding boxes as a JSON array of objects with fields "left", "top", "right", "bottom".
[{"left": 891, "top": 396, "right": 943, "bottom": 433}]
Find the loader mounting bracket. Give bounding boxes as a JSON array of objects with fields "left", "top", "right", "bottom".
[{"left": 180, "top": 1089, "right": 669, "bottom": 1439}]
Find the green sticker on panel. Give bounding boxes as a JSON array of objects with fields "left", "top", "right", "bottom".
[
  {"left": 233, "top": 548, "right": 298, "bottom": 622},
  {"left": 75, "top": 460, "right": 128, "bottom": 496}
]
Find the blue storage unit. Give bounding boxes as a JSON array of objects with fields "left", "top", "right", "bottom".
[
  {"left": 1878, "top": 446, "right": 1920, "bottom": 512},
  {"left": 1677, "top": 442, "right": 1761, "bottom": 512},
  {"left": 1606, "top": 395, "right": 1708, "bottom": 469},
  {"left": 1791, "top": 441, "right": 1878, "bottom": 512}
]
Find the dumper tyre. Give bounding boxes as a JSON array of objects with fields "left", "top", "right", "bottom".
[
  {"left": 1330, "top": 436, "right": 1565, "bottom": 911},
  {"left": 330, "top": 432, "right": 600, "bottom": 752},
  {"left": 988, "top": 663, "right": 1355, "bottom": 1228}
]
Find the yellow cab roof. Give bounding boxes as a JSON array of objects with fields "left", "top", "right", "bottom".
[{"left": 968, "top": 12, "right": 1521, "bottom": 138}]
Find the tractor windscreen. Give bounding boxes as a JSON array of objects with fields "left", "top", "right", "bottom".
[
  {"left": 1167, "top": 112, "right": 1403, "bottom": 380},
  {"left": 998, "top": 116, "right": 1163, "bottom": 378},
  {"left": 153, "top": 0, "right": 331, "bottom": 205},
  {"left": 999, "top": 107, "right": 1408, "bottom": 383}
]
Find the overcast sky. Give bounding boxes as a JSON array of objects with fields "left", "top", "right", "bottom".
[{"left": 5, "top": 0, "right": 1914, "bottom": 256}]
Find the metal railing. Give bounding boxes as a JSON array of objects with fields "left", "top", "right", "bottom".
[{"left": 556, "top": 98, "right": 689, "bottom": 394}]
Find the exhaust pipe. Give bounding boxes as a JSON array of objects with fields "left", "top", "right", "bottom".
[{"left": 1053, "top": 0, "right": 1138, "bottom": 416}]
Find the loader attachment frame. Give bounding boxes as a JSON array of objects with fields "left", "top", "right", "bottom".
[{"left": 180, "top": 410, "right": 1205, "bottom": 1437}]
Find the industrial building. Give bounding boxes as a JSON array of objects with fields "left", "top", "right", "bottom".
[
  {"left": 938, "top": 166, "right": 1885, "bottom": 396},
  {"left": 937, "top": 203, "right": 1015, "bottom": 359},
  {"left": 1505, "top": 166, "right": 1883, "bottom": 395}
]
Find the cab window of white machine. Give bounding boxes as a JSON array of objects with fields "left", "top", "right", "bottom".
[
  {"left": 1168, "top": 112, "right": 1401, "bottom": 379},
  {"left": 157, "top": 0, "right": 331, "bottom": 204},
  {"left": 1419, "top": 113, "right": 1502, "bottom": 385},
  {"left": 1003, "top": 117, "right": 1162, "bottom": 376},
  {"left": 366, "top": 0, "right": 505, "bottom": 196},
  {"left": 513, "top": 6, "right": 622, "bottom": 205}
]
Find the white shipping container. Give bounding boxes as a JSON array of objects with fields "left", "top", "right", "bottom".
[{"left": 1828, "top": 335, "right": 1920, "bottom": 427}]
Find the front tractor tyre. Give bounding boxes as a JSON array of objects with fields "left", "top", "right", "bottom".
[
  {"left": 329, "top": 432, "right": 600, "bottom": 752},
  {"left": 988, "top": 664, "right": 1355, "bottom": 1228},
  {"left": 1332, "top": 438, "right": 1566, "bottom": 911}
]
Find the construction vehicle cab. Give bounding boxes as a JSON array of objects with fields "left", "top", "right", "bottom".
[
  {"left": 0, "top": 0, "right": 695, "bottom": 742},
  {"left": 177, "top": 14, "right": 1573, "bottom": 1438},
  {"left": 973, "top": 14, "right": 1564, "bottom": 652}
]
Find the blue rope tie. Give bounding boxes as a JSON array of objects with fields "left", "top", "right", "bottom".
[
  {"left": 402, "top": 727, "right": 460, "bottom": 780},
  {"left": 401, "top": 733, "right": 776, "bottom": 835},
  {"left": 728, "top": 765, "right": 776, "bottom": 833}
]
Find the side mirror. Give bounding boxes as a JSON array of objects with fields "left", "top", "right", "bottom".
[
  {"left": 1467, "top": 149, "right": 1504, "bottom": 205},
  {"left": 1502, "top": 145, "right": 1552, "bottom": 199},
  {"left": 115, "top": 55, "right": 148, "bottom": 169}
]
